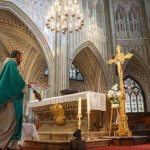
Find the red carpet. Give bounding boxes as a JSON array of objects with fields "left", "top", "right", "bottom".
[{"left": 88, "top": 144, "right": 150, "bottom": 150}]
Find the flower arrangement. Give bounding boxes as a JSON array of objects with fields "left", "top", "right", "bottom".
[{"left": 107, "top": 84, "right": 121, "bottom": 105}]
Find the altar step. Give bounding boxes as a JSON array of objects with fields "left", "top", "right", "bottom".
[
  {"left": 101, "top": 136, "right": 150, "bottom": 146},
  {"left": 23, "top": 136, "right": 150, "bottom": 150},
  {"left": 129, "top": 124, "right": 150, "bottom": 135},
  {"left": 23, "top": 138, "right": 112, "bottom": 150},
  {"left": 132, "top": 129, "right": 150, "bottom": 136},
  {"left": 38, "top": 131, "right": 106, "bottom": 141}
]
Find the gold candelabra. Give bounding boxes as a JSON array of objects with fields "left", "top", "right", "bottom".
[
  {"left": 87, "top": 111, "right": 90, "bottom": 140},
  {"left": 108, "top": 44, "right": 133, "bottom": 136},
  {"left": 46, "top": 0, "right": 84, "bottom": 33}
]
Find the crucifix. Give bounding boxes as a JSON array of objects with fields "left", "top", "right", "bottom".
[{"left": 108, "top": 44, "right": 133, "bottom": 136}]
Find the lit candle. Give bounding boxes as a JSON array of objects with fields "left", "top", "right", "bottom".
[
  {"left": 87, "top": 93, "right": 90, "bottom": 113},
  {"left": 78, "top": 97, "right": 82, "bottom": 115}
]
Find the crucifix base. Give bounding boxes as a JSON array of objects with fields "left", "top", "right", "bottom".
[{"left": 116, "top": 114, "right": 132, "bottom": 136}]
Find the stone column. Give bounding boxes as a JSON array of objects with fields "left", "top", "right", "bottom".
[
  {"left": 108, "top": 0, "right": 117, "bottom": 86},
  {"left": 143, "top": 0, "right": 150, "bottom": 111},
  {"left": 143, "top": 0, "right": 150, "bottom": 65},
  {"left": 53, "top": 32, "right": 69, "bottom": 96}
]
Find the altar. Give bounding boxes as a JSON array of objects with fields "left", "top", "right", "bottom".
[{"left": 26, "top": 91, "right": 106, "bottom": 140}]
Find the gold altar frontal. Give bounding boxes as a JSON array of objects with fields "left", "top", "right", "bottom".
[
  {"left": 33, "top": 101, "right": 100, "bottom": 140},
  {"left": 27, "top": 91, "right": 106, "bottom": 141}
]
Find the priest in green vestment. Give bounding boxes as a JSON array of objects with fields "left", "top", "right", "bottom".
[{"left": 0, "top": 50, "right": 30, "bottom": 149}]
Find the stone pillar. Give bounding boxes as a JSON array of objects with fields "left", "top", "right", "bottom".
[
  {"left": 53, "top": 32, "right": 69, "bottom": 96},
  {"left": 143, "top": 0, "right": 150, "bottom": 65},
  {"left": 141, "top": 0, "right": 150, "bottom": 111},
  {"left": 108, "top": 0, "right": 117, "bottom": 86}
]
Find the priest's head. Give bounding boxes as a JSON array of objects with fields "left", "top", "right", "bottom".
[{"left": 10, "top": 50, "right": 22, "bottom": 65}]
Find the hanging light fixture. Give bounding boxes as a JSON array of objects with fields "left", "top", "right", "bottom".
[{"left": 46, "top": 0, "right": 84, "bottom": 34}]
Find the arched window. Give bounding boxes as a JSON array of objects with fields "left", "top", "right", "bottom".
[
  {"left": 44, "top": 67, "right": 48, "bottom": 76},
  {"left": 69, "top": 64, "right": 84, "bottom": 81},
  {"left": 124, "top": 76, "right": 145, "bottom": 113}
]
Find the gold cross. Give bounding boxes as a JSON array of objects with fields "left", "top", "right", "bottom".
[
  {"left": 108, "top": 44, "right": 133, "bottom": 66},
  {"left": 108, "top": 44, "right": 133, "bottom": 136}
]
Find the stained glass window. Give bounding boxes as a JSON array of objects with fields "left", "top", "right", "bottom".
[
  {"left": 124, "top": 76, "right": 145, "bottom": 113},
  {"left": 69, "top": 64, "right": 84, "bottom": 81}
]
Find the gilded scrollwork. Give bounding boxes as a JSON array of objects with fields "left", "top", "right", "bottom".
[{"left": 50, "top": 104, "right": 66, "bottom": 125}]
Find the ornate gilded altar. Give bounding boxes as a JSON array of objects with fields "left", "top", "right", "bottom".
[{"left": 26, "top": 91, "right": 106, "bottom": 140}]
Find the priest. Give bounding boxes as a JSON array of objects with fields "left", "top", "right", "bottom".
[{"left": 0, "top": 50, "right": 30, "bottom": 149}]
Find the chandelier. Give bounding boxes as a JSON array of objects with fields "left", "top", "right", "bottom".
[{"left": 46, "top": 0, "right": 84, "bottom": 34}]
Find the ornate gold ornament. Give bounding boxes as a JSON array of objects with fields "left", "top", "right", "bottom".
[
  {"left": 108, "top": 44, "right": 133, "bottom": 136},
  {"left": 50, "top": 104, "right": 66, "bottom": 125}
]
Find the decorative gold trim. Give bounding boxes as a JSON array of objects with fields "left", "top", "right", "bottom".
[{"left": 50, "top": 104, "right": 66, "bottom": 125}]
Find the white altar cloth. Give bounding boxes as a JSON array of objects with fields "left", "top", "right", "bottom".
[{"left": 26, "top": 91, "right": 106, "bottom": 115}]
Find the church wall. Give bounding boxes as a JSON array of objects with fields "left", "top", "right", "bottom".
[
  {"left": 68, "top": 0, "right": 114, "bottom": 89},
  {"left": 69, "top": 0, "right": 112, "bottom": 63},
  {"left": 0, "top": 40, "right": 9, "bottom": 73},
  {"left": 110, "top": 0, "right": 150, "bottom": 111},
  {"left": 0, "top": 1, "right": 55, "bottom": 96},
  {"left": 52, "top": 0, "right": 114, "bottom": 95},
  {"left": 9, "top": 0, "right": 112, "bottom": 63},
  {"left": 144, "top": 0, "right": 150, "bottom": 35},
  {"left": 7, "top": 0, "right": 114, "bottom": 95},
  {"left": 110, "top": 0, "right": 150, "bottom": 66},
  {"left": 9, "top": 0, "right": 55, "bottom": 55},
  {"left": 143, "top": 0, "right": 150, "bottom": 66}
]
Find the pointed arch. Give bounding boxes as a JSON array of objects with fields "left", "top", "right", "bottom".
[
  {"left": 124, "top": 50, "right": 150, "bottom": 110},
  {"left": 124, "top": 75, "right": 146, "bottom": 112},
  {"left": 70, "top": 41, "right": 111, "bottom": 89},
  {"left": 0, "top": 1, "right": 55, "bottom": 96},
  {"left": 123, "top": 49, "right": 150, "bottom": 76},
  {"left": 0, "top": 32, "right": 12, "bottom": 55}
]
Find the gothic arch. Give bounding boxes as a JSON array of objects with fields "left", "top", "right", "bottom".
[
  {"left": 123, "top": 49, "right": 150, "bottom": 75},
  {"left": 0, "top": 32, "right": 12, "bottom": 55},
  {"left": 0, "top": 1, "right": 55, "bottom": 96},
  {"left": 124, "top": 51, "right": 150, "bottom": 110},
  {"left": 124, "top": 75, "right": 146, "bottom": 112},
  {"left": 70, "top": 41, "right": 111, "bottom": 90}
]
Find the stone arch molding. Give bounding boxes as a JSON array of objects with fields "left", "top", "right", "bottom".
[
  {"left": 124, "top": 51, "right": 150, "bottom": 111},
  {"left": 0, "top": 32, "right": 12, "bottom": 54},
  {"left": 123, "top": 49, "right": 150, "bottom": 75},
  {"left": 70, "top": 41, "right": 111, "bottom": 90},
  {"left": 0, "top": 1, "right": 55, "bottom": 96}
]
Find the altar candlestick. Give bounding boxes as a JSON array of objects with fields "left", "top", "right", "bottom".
[
  {"left": 87, "top": 92, "right": 91, "bottom": 140},
  {"left": 30, "top": 88, "right": 33, "bottom": 101},
  {"left": 41, "top": 90, "right": 44, "bottom": 99},
  {"left": 87, "top": 93, "right": 90, "bottom": 112},
  {"left": 78, "top": 97, "right": 82, "bottom": 115}
]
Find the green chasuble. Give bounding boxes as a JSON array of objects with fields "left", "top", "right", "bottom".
[{"left": 0, "top": 59, "right": 25, "bottom": 142}]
